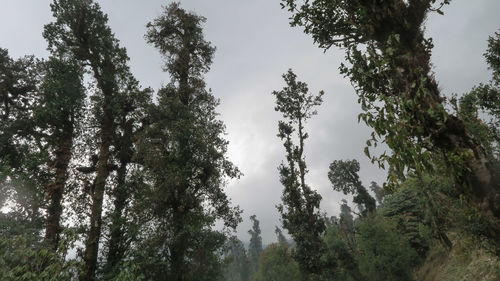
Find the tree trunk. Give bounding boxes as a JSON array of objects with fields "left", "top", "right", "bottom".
[
  {"left": 106, "top": 118, "right": 134, "bottom": 271},
  {"left": 44, "top": 127, "right": 73, "bottom": 249},
  {"left": 171, "top": 205, "right": 188, "bottom": 281},
  {"left": 297, "top": 118, "right": 313, "bottom": 216},
  {"left": 371, "top": 1, "right": 500, "bottom": 235},
  {"left": 105, "top": 162, "right": 128, "bottom": 271},
  {"left": 82, "top": 98, "right": 114, "bottom": 281}
]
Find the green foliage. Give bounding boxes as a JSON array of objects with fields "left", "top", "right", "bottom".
[
  {"left": 379, "top": 179, "right": 432, "bottom": 258},
  {"left": 108, "top": 261, "right": 145, "bottom": 281},
  {"left": 0, "top": 48, "right": 47, "bottom": 226},
  {"left": 145, "top": 2, "right": 215, "bottom": 82},
  {"left": 280, "top": 0, "right": 450, "bottom": 180},
  {"left": 0, "top": 213, "right": 41, "bottom": 241},
  {"left": 454, "top": 31, "right": 500, "bottom": 162},
  {"left": 0, "top": 228, "right": 82, "bottom": 281},
  {"left": 320, "top": 226, "right": 360, "bottom": 281},
  {"left": 252, "top": 244, "right": 301, "bottom": 281},
  {"left": 282, "top": 0, "right": 500, "bottom": 252},
  {"left": 222, "top": 237, "right": 251, "bottom": 281},
  {"left": 485, "top": 31, "right": 500, "bottom": 84},
  {"left": 357, "top": 216, "right": 419, "bottom": 281},
  {"left": 35, "top": 57, "right": 85, "bottom": 136}
]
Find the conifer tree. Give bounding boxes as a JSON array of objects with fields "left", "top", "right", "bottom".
[{"left": 248, "top": 215, "right": 263, "bottom": 274}]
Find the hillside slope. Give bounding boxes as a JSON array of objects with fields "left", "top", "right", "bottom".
[{"left": 415, "top": 234, "right": 500, "bottom": 281}]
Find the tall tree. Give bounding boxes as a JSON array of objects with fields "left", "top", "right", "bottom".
[
  {"left": 328, "top": 159, "right": 376, "bottom": 215},
  {"left": 248, "top": 214, "right": 263, "bottom": 274},
  {"left": 44, "top": 0, "right": 134, "bottom": 279},
  {"left": 0, "top": 48, "right": 85, "bottom": 251},
  {"left": 273, "top": 69, "right": 326, "bottom": 278},
  {"left": 136, "top": 3, "right": 241, "bottom": 280},
  {"left": 281, "top": 0, "right": 500, "bottom": 233},
  {"left": 36, "top": 57, "right": 85, "bottom": 249},
  {"left": 103, "top": 75, "right": 152, "bottom": 276}
]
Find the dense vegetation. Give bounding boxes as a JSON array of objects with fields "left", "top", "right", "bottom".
[{"left": 1, "top": 0, "right": 498, "bottom": 280}]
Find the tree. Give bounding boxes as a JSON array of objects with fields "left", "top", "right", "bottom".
[
  {"left": 273, "top": 69, "right": 326, "bottom": 278},
  {"left": 223, "top": 237, "right": 250, "bottom": 281},
  {"left": 44, "top": 0, "right": 136, "bottom": 279},
  {"left": 275, "top": 226, "right": 288, "bottom": 245},
  {"left": 356, "top": 216, "right": 419, "bottom": 281},
  {"left": 280, "top": 0, "right": 499, "bottom": 234},
  {"left": 379, "top": 178, "right": 433, "bottom": 257},
  {"left": 103, "top": 74, "right": 152, "bottom": 277},
  {"left": 0, "top": 227, "right": 82, "bottom": 281},
  {"left": 0, "top": 46, "right": 86, "bottom": 251},
  {"left": 321, "top": 225, "right": 363, "bottom": 281},
  {"left": 455, "top": 31, "right": 500, "bottom": 163},
  {"left": 134, "top": 3, "right": 241, "bottom": 280},
  {"left": 248, "top": 215, "right": 263, "bottom": 274},
  {"left": 328, "top": 159, "right": 376, "bottom": 215},
  {"left": 369, "top": 181, "right": 385, "bottom": 206},
  {"left": 0, "top": 49, "right": 46, "bottom": 229},
  {"left": 37, "top": 57, "right": 85, "bottom": 249},
  {"left": 338, "top": 200, "right": 357, "bottom": 256}
]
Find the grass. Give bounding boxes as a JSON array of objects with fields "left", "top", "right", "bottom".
[{"left": 414, "top": 233, "right": 500, "bottom": 281}]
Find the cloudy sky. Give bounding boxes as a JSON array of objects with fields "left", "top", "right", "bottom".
[{"left": 1, "top": 0, "right": 499, "bottom": 243}]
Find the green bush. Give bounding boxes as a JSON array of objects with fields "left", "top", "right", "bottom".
[
  {"left": 357, "top": 216, "right": 419, "bottom": 281},
  {"left": 253, "top": 243, "right": 301, "bottom": 281},
  {"left": 0, "top": 229, "right": 82, "bottom": 281}
]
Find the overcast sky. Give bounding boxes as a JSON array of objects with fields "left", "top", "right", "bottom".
[{"left": 1, "top": 0, "right": 499, "bottom": 244}]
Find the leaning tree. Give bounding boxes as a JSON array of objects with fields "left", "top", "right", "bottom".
[{"left": 281, "top": 0, "right": 499, "bottom": 237}]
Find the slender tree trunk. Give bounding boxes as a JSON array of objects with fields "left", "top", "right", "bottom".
[
  {"left": 297, "top": 118, "right": 312, "bottom": 214},
  {"left": 105, "top": 162, "right": 128, "bottom": 270},
  {"left": 44, "top": 127, "right": 73, "bottom": 249},
  {"left": 82, "top": 97, "right": 114, "bottom": 281},
  {"left": 171, "top": 203, "right": 188, "bottom": 281},
  {"left": 106, "top": 119, "right": 134, "bottom": 271},
  {"left": 371, "top": 3, "right": 499, "bottom": 235}
]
